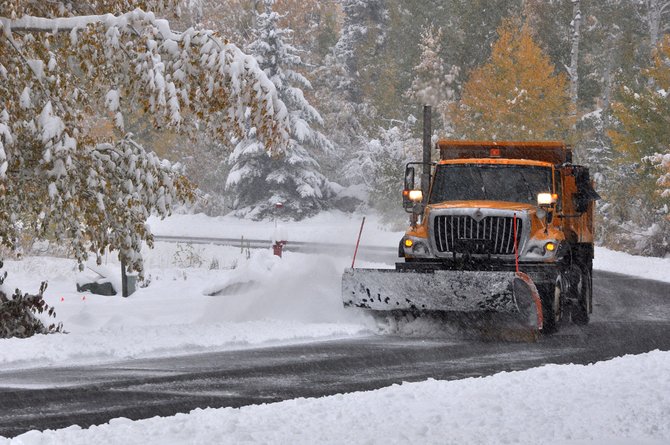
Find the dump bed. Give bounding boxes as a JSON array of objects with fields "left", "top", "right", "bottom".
[{"left": 437, "top": 140, "right": 572, "bottom": 165}]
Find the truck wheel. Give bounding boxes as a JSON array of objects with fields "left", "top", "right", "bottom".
[
  {"left": 572, "top": 267, "right": 592, "bottom": 325},
  {"left": 542, "top": 278, "right": 563, "bottom": 334}
]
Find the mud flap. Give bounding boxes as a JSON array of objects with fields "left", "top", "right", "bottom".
[
  {"left": 342, "top": 268, "right": 543, "bottom": 333},
  {"left": 512, "top": 272, "right": 543, "bottom": 332}
]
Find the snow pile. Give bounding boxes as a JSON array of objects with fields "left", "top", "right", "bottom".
[
  {"left": 3, "top": 350, "right": 669, "bottom": 444},
  {"left": 594, "top": 247, "right": 670, "bottom": 283},
  {"left": 201, "top": 251, "right": 361, "bottom": 324},
  {"left": 0, "top": 248, "right": 372, "bottom": 370}
]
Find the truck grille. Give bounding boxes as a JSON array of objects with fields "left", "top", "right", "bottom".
[{"left": 433, "top": 215, "right": 522, "bottom": 255}]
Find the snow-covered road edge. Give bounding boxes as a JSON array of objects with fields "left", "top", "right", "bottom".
[
  {"left": 4, "top": 350, "right": 669, "bottom": 445},
  {"left": 594, "top": 247, "right": 670, "bottom": 283}
]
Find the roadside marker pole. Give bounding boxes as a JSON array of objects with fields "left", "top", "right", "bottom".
[
  {"left": 351, "top": 217, "right": 366, "bottom": 269},
  {"left": 513, "top": 213, "right": 519, "bottom": 274}
]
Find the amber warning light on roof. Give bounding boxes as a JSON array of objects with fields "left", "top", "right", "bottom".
[{"left": 437, "top": 140, "right": 572, "bottom": 164}]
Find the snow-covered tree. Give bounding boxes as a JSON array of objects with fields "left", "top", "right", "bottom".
[
  {"left": 345, "top": 119, "right": 420, "bottom": 221},
  {"left": 644, "top": 152, "right": 670, "bottom": 199},
  {"left": 0, "top": 1, "right": 289, "bottom": 273},
  {"left": 406, "top": 26, "right": 450, "bottom": 108},
  {"left": 332, "top": 0, "right": 388, "bottom": 103},
  {"left": 226, "top": 0, "right": 333, "bottom": 220},
  {"left": 404, "top": 25, "right": 459, "bottom": 133},
  {"left": 226, "top": 127, "right": 272, "bottom": 214},
  {"left": 642, "top": 0, "right": 670, "bottom": 55},
  {"left": 311, "top": 0, "right": 388, "bottom": 186},
  {"left": 606, "top": 34, "right": 670, "bottom": 256}
]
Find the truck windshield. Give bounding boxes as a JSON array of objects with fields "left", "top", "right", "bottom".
[{"left": 430, "top": 164, "right": 552, "bottom": 205}]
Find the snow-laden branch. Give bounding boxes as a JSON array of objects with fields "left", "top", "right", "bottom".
[
  {"left": 0, "top": 9, "right": 290, "bottom": 150},
  {"left": 1, "top": 10, "right": 178, "bottom": 38},
  {"left": 0, "top": 6, "right": 290, "bottom": 272}
]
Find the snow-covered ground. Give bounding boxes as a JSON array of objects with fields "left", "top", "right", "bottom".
[
  {"left": 3, "top": 350, "right": 669, "bottom": 444},
  {"left": 593, "top": 246, "right": 670, "bottom": 283},
  {"left": 0, "top": 247, "right": 375, "bottom": 370},
  {"left": 1, "top": 210, "right": 669, "bottom": 370},
  {"left": 2, "top": 210, "right": 669, "bottom": 443}
]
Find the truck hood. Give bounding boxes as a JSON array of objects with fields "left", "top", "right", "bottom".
[{"left": 428, "top": 201, "right": 537, "bottom": 212}]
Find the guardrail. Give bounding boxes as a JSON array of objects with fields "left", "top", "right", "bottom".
[{"left": 153, "top": 235, "right": 398, "bottom": 263}]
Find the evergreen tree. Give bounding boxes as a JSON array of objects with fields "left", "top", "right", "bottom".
[
  {"left": 226, "top": 127, "right": 272, "bottom": 215},
  {"left": 606, "top": 35, "right": 670, "bottom": 255},
  {"left": 344, "top": 119, "right": 420, "bottom": 221},
  {"left": 332, "top": 0, "right": 389, "bottom": 103},
  {"left": 226, "top": 0, "right": 334, "bottom": 220},
  {"left": 450, "top": 20, "right": 573, "bottom": 141}
]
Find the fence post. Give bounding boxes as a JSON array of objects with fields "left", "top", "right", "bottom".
[{"left": 121, "top": 259, "right": 128, "bottom": 298}]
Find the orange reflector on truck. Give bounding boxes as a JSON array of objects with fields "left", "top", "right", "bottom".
[{"left": 490, "top": 148, "right": 501, "bottom": 157}]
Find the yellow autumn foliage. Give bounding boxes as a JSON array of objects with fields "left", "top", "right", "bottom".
[{"left": 449, "top": 20, "right": 574, "bottom": 141}]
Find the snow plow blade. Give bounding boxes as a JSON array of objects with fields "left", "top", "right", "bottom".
[{"left": 342, "top": 268, "right": 543, "bottom": 332}]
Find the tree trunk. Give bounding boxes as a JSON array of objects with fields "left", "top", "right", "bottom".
[
  {"left": 569, "top": 0, "right": 581, "bottom": 107},
  {"left": 601, "top": 32, "right": 618, "bottom": 113},
  {"left": 646, "top": 0, "right": 662, "bottom": 53}
]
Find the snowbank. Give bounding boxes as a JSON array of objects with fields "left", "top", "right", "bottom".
[
  {"left": 0, "top": 248, "right": 373, "bottom": 370},
  {"left": 594, "top": 246, "right": 670, "bottom": 283},
  {"left": 3, "top": 350, "right": 669, "bottom": 444}
]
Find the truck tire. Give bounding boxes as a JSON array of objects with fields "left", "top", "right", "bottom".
[
  {"left": 571, "top": 266, "right": 592, "bottom": 325},
  {"left": 541, "top": 278, "right": 563, "bottom": 334}
]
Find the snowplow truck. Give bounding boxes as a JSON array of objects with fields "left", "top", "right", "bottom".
[{"left": 342, "top": 122, "right": 598, "bottom": 335}]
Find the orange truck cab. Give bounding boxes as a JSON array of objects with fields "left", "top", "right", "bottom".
[{"left": 400, "top": 140, "right": 599, "bottom": 332}]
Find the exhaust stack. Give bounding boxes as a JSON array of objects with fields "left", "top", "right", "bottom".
[{"left": 421, "top": 105, "right": 432, "bottom": 199}]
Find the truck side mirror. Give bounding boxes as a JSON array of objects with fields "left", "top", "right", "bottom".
[
  {"left": 573, "top": 166, "right": 600, "bottom": 214},
  {"left": 403, "top": 166, "right": 416, "bottom": 210}
]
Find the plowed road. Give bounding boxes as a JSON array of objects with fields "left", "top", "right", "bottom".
[{"left": 1, "top": 271, "right": 669, "bottom": 437}]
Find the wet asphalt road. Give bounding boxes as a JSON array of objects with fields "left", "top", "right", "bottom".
[{"left": 0, "top": 270, "right": 669, "bottom": 438}]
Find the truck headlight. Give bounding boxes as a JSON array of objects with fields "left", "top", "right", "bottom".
[
  {"left": 403, "top": 237, "right": 430, "bottom": 256},
  {"left": 537, "top": 192, "right": 557, "bottom": 206},
  {"left": 408, "top": 190, "right": 423, "bottom": 202},
  {"left": 526, "top": 240, "right": 559, "bottom": 258}
]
